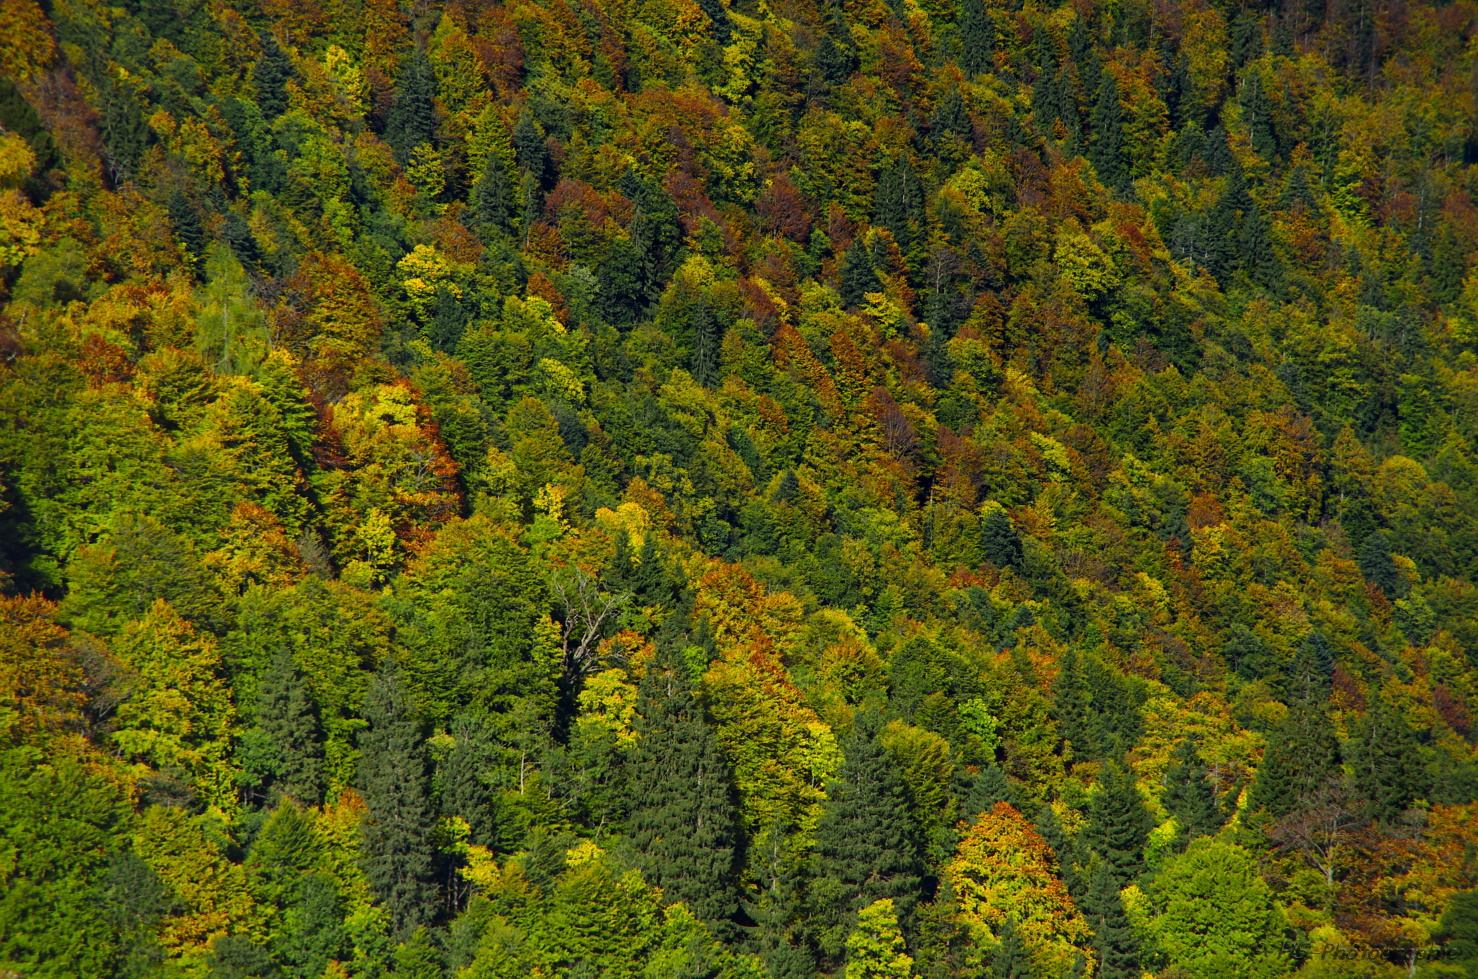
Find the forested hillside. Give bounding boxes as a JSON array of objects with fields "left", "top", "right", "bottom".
[{"left": 2, "top": 0, "right": 1478, "bottom": 974}]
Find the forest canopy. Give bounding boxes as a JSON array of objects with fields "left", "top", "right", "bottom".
[{"left": 1, "top": 0, "right": 1478, "bottom": 975}]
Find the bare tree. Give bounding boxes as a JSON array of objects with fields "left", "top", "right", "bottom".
[
  {"left": 548, "top": 564, "right": 630, "bottom": 681},
  {"left": 1269, "top": 777, "right": 1367, "bottom": 889}
]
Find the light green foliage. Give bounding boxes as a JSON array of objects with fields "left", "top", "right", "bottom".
[{"left": 1148, "top": 838, "right": 1288, "bottom": 979}]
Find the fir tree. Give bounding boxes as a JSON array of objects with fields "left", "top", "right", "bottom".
[
  {"left": 1246, "top": 701, "right": 1341, "bottom": 817},
  {"left": 1088, "top": 73, "right": 1129, "bottom": 192},
  {"left": 278, "top": 873, "right": 349, "bottom": 979},
  {"left": 964, "top": 765, "right": 1019, "bottom": 819},
  {"left": 839, "top": 242, "right": 880, "bottom": 308},
  {"left": 470, "top": 158, "right": 514, "bottom": 235},
  {"left": 691, "top": 302, "right": 722, "bottom": 388},
  {"left": 1035, "top": 804, "right": 1083, "bottom": 898},
  {"left": 167, "top": 190, "right": 206, "bottom": 276},
  {"left": 1358, "top": 530, "right": 1401, "bottom": 598},
  {"left": 357, "top": 659, "right": 437, "bottom": 937},
  {"left": 1082, "top": 763, "right": 1153, "bottom": 884},
  {"left": 1083, "top": 861, "right": 1139, "bottom": 979},
  {"left": 1161, "top": 740, "right": 1223, "bottom": 847},
  {"left": 440, "top": 719, "right": 498, "bottom": 848},
  {"left": 816, "top": 33, "right": 854, "bottom": 86},
  {"left": 1053, "top": 647, "right": 1097, "bottom": 761},
  {"left": 815, "top": 718, "right": 924, "bottom": 949},
  {"left": 991, "top": 915, "right": 1032, "bottom": 979},
  {"left": 513, "top": 108, "right": 550, "bottom": 187},
  {"left": 252, "top": 32, "right": 295, "bottom": 122},
  {"left": 1224, "top": 625, "right": 1278, "bottom": 682},
  {"left": 695, "top": 0, "right": 734, "bottom": 43},
  {"left": 958, "top": 0, "right": 994, "bottom": 76},
  {"left": 980, "top": 507, "right": 1023, "bottom": 570},
  {"left": 384, "top": 48, "right": 438, "bottom": 165},
  {"left": 1350, "top": 694, "right": 1431, "bottom": 826},
  {"left": 255, "top": 650, "right": 325, "bottom": 806},
  {"left": 625, "top": 651, "right": 743, "bottom": 927}
]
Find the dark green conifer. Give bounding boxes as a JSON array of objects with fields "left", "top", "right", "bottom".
[
  {"left": 1161, "top": 740, "right": 1223, "bottom": 847},
  {"left": 981, "top": 507, "right": 1023, "bottom": 570},
  {"left": 1083, "top": 861, "right": 1139, "bottom": 979},
  {"left": 1224, "top": 624, "right": 1278, "bottom": 682},
  {"left": 513, "top": 108, "right": 550, "bottom": 186},
  {"left": 278, "top": 873, "right": 349, "bottom": 979},
  {"left": 387, "top": 926, "right": 443, "bottom": 979},
  {"left": 1082, "top": 764, "right": 1153, "bottom": 884},
  {"left": 440, "top": 719, "right": 498, "bottom": 848},
  {"left": 691, "top": 302, "right": 722, "bottom": 388},
  {"left": 1034, "top": 805, "right": 1081, "bottom": 896},
  {"left": 1358, "top": 530, "right": 1401, "bottom": 598},
  {"left": 1053, "top": 648, "right": 1097, "bottom": 761},
  {"left": 256, "top": 650, "right": 325, "bottom": 806},
  {"left": 964, "top": 765, "right": 1018, "bottom": 818},
  {"left": 252, "top": 32, "right": 295, "bottom": 122},
  {"left": 1246, "top": 701, "right": 1341, "bottom": 817},
  {"left": 626, "top": 650, "right": 742, "bottom": 927},
  {"left": 470, "top": 158, "right": 514, "bottom": 234},
  {"left": 166, "top": 190, "right": 206, "bottom": 276},
  {"left": 839, "top": 241, "right": 880, "bottom": 308},
  {"left": 992, "top": 915, "right": 1032, "bottom": 979},
  {"left": 1088, "top": 73, "right": 1129, "bottom": 192},
  {"left": 958, "top": 0, "right": 994, "bottom": 76},
  {"left": 1350, "top": 694, "right": 1431, "bottom": 826},
  {"left": 815, "top": 718, "right": 924, "bottom": 943},
  {"left": 816, "top": 33, "right": 854, "bottom": 85},
  {"left": 357, "top": 659, "right": 437, "bottom": 937},
  {"left": 384, "top": 48, "right": 438, "bottom": 164},
  {"left": 695, "top": 0, "right": 734, "bottom": 43}
]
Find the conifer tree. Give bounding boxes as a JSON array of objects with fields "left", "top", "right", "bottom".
[
  {"left": 965, "top": 765, "right": 1019, "bottom": 818},
  {"left": 992, "top": 915, "right": 1032, "bottom": 979},
  {"left": 1053, "top": 648, "right": 1096, "bottom": 761},
  {"left": 470, "top": 158, "right": 513, "bottom": 234},
  {"left": 626, "top": 650, "right": 742, "bottom": 927},
  {"left": 1161, "top": 740, "right": 1223, "bottom": 847},
  {"left": 840, "top": 241, "right": 880, "bottom": 308},
  {"left": 691, "top": 302, "right": 722, "bottom": 388},
  {"left": 1247, "top": 701, "right": 1341, "bottom": 817},
  {"left": 981, "top": 506, "right": 1023, "bottom": 570},
  {"left": 1350, "top": 694, "right": 1431, "bottom": 826},
  {"left": 279, "top": 873, "right": 349, "bottom": 979},
  {"left": 1088, "top": 73, "right": 1129, "bottom": 192},
  {"left": 958, "top": 0, "right": 994, "bottom": 76},
  {"left": 1083, "top": 860, "right": 1138, "bottom": 979},
  {"left": 1034, "top": 804, "right": 1082, "bottom": 897},
  {"left": 167, "top": 190, "right": 206, "bottom": 276},
  {"left": 255, "top": 650, "right": 325, "bottom": 806},
  {"left": 440, "top": 719, "right": 498, "bottom": 848},
  {"left": 385, "top": 48, "right": 438, "bottom": 164},
  {"left": 1358, "top": 530, "right": 1401, "bottom": 598},
  {"left": 513, "top": 108, "right": 550, "bottom": 187},
  {"left": 1082, "top": 764, "right": 1153, "bottom": 884},
  {"left": 252, "top": 32, "right": 295, "bottom": 122},
  {"left": 695, "top": 0, "right": 734, "bottom": 43},
  {"left": 357, "top": 659, "right": 437, "bottom": 937},
  {"left": 815, "top": 718, "right": 924, "bottom": 950}
]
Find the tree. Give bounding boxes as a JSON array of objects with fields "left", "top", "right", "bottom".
[
  {"left": 991, "top": 915, "right": 1032, "bottom": 979},
  {"left": 1161, "top": 740, "right": 1224, "bottom": 848},
  {"left": 946, "top": 803, "right": 1095, "bottom": 977},
  {"left": 1082, "top": 764, "right": 1153, "bottom": 885},
  {"left": 1247, "top": 701, "right": 1341, "bottom": 818},
  {"left": 1081, "top": 860, "right": 1137, "bottom": 979},
  {"left": 958, "top": 0, "right": 994, "bottom": 76},
  {"left": 1148, "top": 839, "right": 1288, "bottom": 979},
  {"left": 691, "top": 301, "right": 722, "bottom": 388},
  {"left": 1088, "top": 73, "right": 1129, "bottom": 192},
  {"left": 385, "top": 47, "right": 437, "bottom": 164},
  {"left": 846, "top": 899, "right": 914, "bottom": 979},
  {"left": 840, "top": 241, "right": 880, "bottom": 308},
  {"left": 1053, "top": 648, "right": 1097, "bottom": 761},
  {"left": 625, "top": 651, "right": 743, "bottom": 927},
  {"left": 513, "top": 108, "right": 549, "bottom": 187},
  {"left": 470, "top": 157, "right": 514, "bottom": 235},
  {"left": 249, "top": 650, "right": 325, "bottom": 806},
  {"left": 440, "top": 719, "right": 499, "bottom": 849},
  {"left": 1434, "top": 889, "right": 1478, "bottom": 976},
  {"left": 252, "top": 32, "right": 295, "bottom": 121},
  {"left": 1358, "top": 530, "right": 1401, "bottom": 598},
  {"left": 1349, "top": 694, "right": 1431, "bottom": 826},
  {"left": 814, "top": 718, "right": 924, "bottom": 951},
  {"left": 357, "top": 659, "right": 437, "bottom": 937},
  {"left": 981, "top": 505, "right": 1023, "bottom": 570}
]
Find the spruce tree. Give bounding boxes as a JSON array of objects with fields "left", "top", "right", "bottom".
[
  {"left": 440, "top": 719, "right": 498, "bottom": 848},
  {"left": 958, "top": 0, "right": 994, "bottom": 76},
  {"left": 1246, "top": 701, "right": 1341, "bottom": 817},
  {"left": 1088, "top": 73, "right": 1129, "bottom": 192},
  {"left": 256, "top": 650, "right": 325, "bottom": 806},
  {"left": 695, "top": 0, "right": 734, "bottom": 43},
  {"left": 981, "top": 507, "right": 1023, "bottom": 569},
  {"left": 1053, "top": 648, "right": 1097, "bottom": 761},
  {"left": 357, "top": 659, "right": 437, "bottom": 936},
  {"left": 964, "top": 765, "right": 1019, "bottom": 819},
  {"left": 167, "top": 190, "right": 206, "bottom": 276},
  {"left": 1035, "top": 804, "right": 1083, "bottom": 898},
  {"left": 625, "top": 651, "right": 742, "bottom": 927},
  {"left": 1083, "top": 861, "right": 1139, "bottom": 979},
  {"left": 816, "top": 33, "right": 855, "bottom": 86},
  {"left": 470, "top": 158, "right": 513, "bottom": 235},
  {"left": 279, "top": 873, "right": 349, "bottom": 979},
  {"left": 1358, "top": 530, "right": 1401, "bottom": 598},
  {"left": 691, "top": 302, "right": 722, "bottom": 388},
  {"left": 815, "top": 718, "right": 924, "bottom": 948},
  {"left": 991, "top": 915, "right": 1032, "bottom": 979},
  {"left": 252, "top": 32, "right": 295, "bottom": 122},
  {"left": 513, "top": 108, "right": 550, "bottom": 187},
  {"left": 839, "top": 241, "right": 880, "bottom": 308},
  {"left": 384, "top": 48, "right": 438, "bottom": 164},
  {"left": 1161, "top": 740, "right": 1223, "bottom": 847},
  {"left": 1082, "top": 763, "right": 1153, "bottom": 884},
  {"left": 1350, "top": 694, "right": 1431, "bottom": 826}
]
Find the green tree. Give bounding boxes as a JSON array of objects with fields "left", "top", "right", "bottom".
[
  {"left": 1358, "top": 530, "right": 1401, "bottom": 598},
  {"left": 513, "top": 108, "right": 549, "bottom": 187},
  {"left": 385, "top": 48, "right": 438, "bottom": 164},
  {"left": 626, "top": 651, "right": 742, "bottom": 927},
  {"left": 1161, "top": 740, "right": 1223, "bottom": 847},
  {"left": 247, "top": 650, "right": 326, "bottom": 806},
  {"left": 991, "top": 915, "right": 1031, "bottom": 979},
  {"left": 357, "top": 659, "right": 437, "bottom": 937},
  {"left": 1246, "top": 701, "right": 1341, "bottom": 818},
  {"left": 958, "top": 0, "right": 994, "bottom": 76},
  {"left": 1082, "top": 861, "right": 1137, "bottom": 979},
  {"left": 1148, "top": 839, "right": 1288, "bottom": 979},
  {"left": 252, "top": 32, "right": 295, "bottom": 121},
  {"left": 846, "top": 899, "right": 913, "bottom": 979},
  {"left": 1349, "top": 694, "right": 1431, "bottom": 826},
  {"left": 980, "top": 506, "right": 1023, "bottom": 570},
  {"left": 1081, "top": 763, "right": 1153, "bottom": 884},
  {"left": 1088, "top": 73, "right": 1129, "bottom": 192}
]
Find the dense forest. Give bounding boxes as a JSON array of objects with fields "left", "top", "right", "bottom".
[{"left": 1, "top": 0, "right": 1478, "bottom": 973}]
